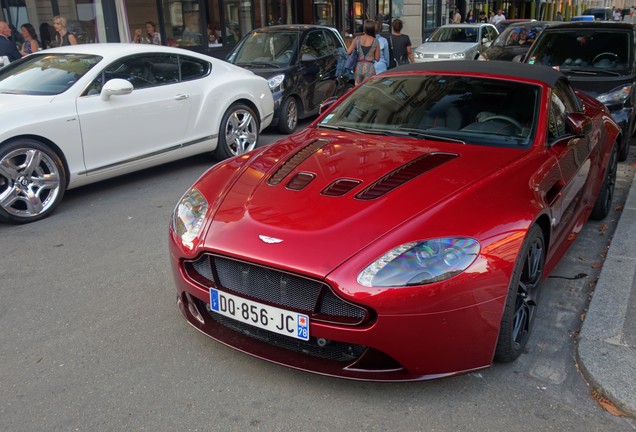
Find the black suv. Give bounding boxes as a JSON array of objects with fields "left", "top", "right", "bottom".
[
  {"left": 226, "top": 25, "right": 351, "bottom": 134},
  {"left": 523, "top": 21, "right": 635, "bottom": 160}
]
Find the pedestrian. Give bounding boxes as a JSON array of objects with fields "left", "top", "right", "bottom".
[
  {"left": 374, "top": 20, "right": 389, "bottom": 74},
  {"left": 132, "top": 21, "right": 161, "bottom": 45},
  {"left": 466, "top": 10, "right": 476, "bottom": 23},
  {"left": 556, "top": 11, "right": 563, "bottom": 21},
  {"left": 0, "top": 21, "right": 21, "bottom": 62},
  {"left": 388, "top": 18, "right": 414, "bottom": 68},
  {"left": 493, "top": 9, "right": 506, "bottom": 25},
  {"left": 19, "top": 23, "right": 40, "bottom": 56},
  {"left": 346, "top": 19, "right": 379, "bottom": 85},
  {"left": 453, "top": 9, "right": 462, "bottom": 23},
  {"left": 478, "top": 11, "right": 488, "bottom": 23},
  {"left": 52, "top": 15, "right": 77, "bottom": 46}
]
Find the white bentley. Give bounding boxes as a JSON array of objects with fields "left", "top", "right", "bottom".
[{"left": 0, "top": 43, "right": 274, "bottom": 224}]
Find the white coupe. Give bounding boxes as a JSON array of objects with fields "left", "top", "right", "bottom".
[{"left": 0, "top": 43, "right": 274, "bottom": 224}]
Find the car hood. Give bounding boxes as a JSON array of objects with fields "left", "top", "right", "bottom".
[
  {"left": 201, "top": 129, "right": 523, "bottom": 276},
  {"left": 0, "top": 94, "right": 56, "bottom": 110},
  {"left": 416, "top": 42, "right": 477, "bottom": 53},
  {"left": 233, "top": 63, "right": 294, "bottom": 80}
]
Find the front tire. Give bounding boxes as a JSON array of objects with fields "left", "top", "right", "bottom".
[
  {"left": 495, "top": 225, "right": 545, "bottom": 362},
  {"left": 591, "top": 141, "right": 618, "bottom": 220},
  {"left": 214, "top": 103, "right": 259, "bottom": 160},
  {"left": 278, "top": 96, "right": 298, "bottom": 134},
  {"left": 0, "top": 139, "right": 66, "bottom": 224}
]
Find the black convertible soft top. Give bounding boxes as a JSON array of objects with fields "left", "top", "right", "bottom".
[{"left": 392, "top": 60, "right": 563, "bottom": 88}]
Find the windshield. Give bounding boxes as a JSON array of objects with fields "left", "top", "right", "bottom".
[
  {"left": 318, "top": 75, "right": 540, "bottom": 148},
  {"left": 228, "top": 30, "right": 299, "bottom": 66},
  {"left": 0, "top": 53, "right": 101, "bottom": 95},
  {"left": 428, "top": 26, "right": 478, "bottom": 43},
  {"left": 527, "top": 30, "right": 631, "bottom": 74},
  {"left": 493, "top": 24, "right": 545, "bottom": 47}
]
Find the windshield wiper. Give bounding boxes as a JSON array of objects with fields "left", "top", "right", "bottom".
[
  {"left": 317, "top": 124, "right": 381, "bottom": 135},
  {"left": 562, "top": 68, "right": 621, "bottom": 77},
  {"left": 392, "top": 128, "right": 466, "bottom": 144}
]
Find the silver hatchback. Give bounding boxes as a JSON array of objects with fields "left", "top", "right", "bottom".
[{"left": 414, "top": 23, "right": 499, "bottom": 62}]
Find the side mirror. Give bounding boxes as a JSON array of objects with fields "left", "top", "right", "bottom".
[
  {"left": 101, "top": 78, "right": 134, "bottom": 101},
  {"left": 301, "top": 53, "right": 317, "bottom": 62},
  {"left": 566, "top": 112, "right": 592, "bottom": 136},
  {"left": 319, "top": 96, "right": 339, "bottom": 114},
  {"left": 512, "top": 54, "right": 524, "bottom": 63}
]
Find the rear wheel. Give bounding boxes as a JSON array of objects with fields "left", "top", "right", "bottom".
[
  {"left": 278, "top": 96, "right": 298, "bottom": 134},
  {"left": 0, "top": 139, "right": 66, "bottom": 224},
  {"left": 495, "top": 225, "right": 545, "bottom": 362},
  {"left": 214, "top": 103, "right": 259, "bottom": 160},
  {"left": 591, "top": 141, "right": 618, "bottom": 220}
]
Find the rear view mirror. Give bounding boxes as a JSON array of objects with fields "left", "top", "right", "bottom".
[
  {"left": 101, "top": 78, "right": 133, "bottom": 101},
  {"left": 566, "top": 112, "right": 592, "bottom": 136}
]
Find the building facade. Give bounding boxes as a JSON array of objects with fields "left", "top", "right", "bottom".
[{"left": 0, "top": 0, "right": 428, "bottom": 58}]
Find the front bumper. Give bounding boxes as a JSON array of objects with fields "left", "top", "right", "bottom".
[{"left": 170, "top": 243, "right": 506, "bottom": 381}]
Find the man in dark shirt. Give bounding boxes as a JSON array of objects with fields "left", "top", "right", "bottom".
[{"left": 0, "top": 21, "right": 21, "bottom": 62}]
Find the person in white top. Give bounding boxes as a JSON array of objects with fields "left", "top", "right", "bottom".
[{"left": 493, "top": 9, "right": 506, "bottom": 25}]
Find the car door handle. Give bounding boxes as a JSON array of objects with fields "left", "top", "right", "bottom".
[{"left": 174, "top": 94, "right": 189, "bottom": 100}]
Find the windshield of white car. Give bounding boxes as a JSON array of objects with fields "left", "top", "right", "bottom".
[
  {"left": 526, "top": 30, "right": 631, "bottom": 75},
  {"left": 228, "top": 31, "right": 299, "bottom": 66},
  {"left": 428, "top": 27, "right": 478, "bottom": 43},
  {"left": 0, "top": 53, "right": 102, "bottom": 95},
  {"left": 318, "top": 74, "right": 540, "bottom": 148}
]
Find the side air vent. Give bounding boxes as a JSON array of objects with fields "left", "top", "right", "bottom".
[
  {"left": 321, "top": 179, "right": 362, "bottom": 197},
  {"left": 356, "top": 152, "right": 458, "bottom": 200},
  {"left": 268, "top": 139, "right": 330, "bottom": 186},
  {"left": 286, "top": 172, "right": 315, "bottom": 191}
]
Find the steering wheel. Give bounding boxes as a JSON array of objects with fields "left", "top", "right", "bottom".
[
  {"left": 479, "top": 115, "right": 523, "bottom": 133},
  {"left": 592, "top": 52, "right": 619, "bottom": 64}
]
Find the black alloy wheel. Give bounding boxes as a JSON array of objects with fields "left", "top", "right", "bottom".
[
  {"left": 591, "top": 141, "right": 618, "bottom": 220},
  {"left": 495, "top": 225, "right": 545, "bottom": 362}
]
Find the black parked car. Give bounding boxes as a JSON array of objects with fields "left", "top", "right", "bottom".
[
  {"left": 226, "top": 25, "right": 352, "bottom": 134},
  {"left": 523, "top": 21, "right": 636, "bottom": 160}
]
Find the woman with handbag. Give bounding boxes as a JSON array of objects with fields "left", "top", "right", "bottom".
[
  {"left": 389, "top": 18, "right": 414, "bottom": 68},
  {"left": 346, "top": 20, "right": 380, "bottom": 85}
]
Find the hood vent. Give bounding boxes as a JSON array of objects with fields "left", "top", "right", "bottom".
[
  {"left": 321, "top": 179, "right": 362, "bottom": 197},
  {"left": 268, "top": 139, "right": 330, "bottom": 186},
  {"left": 286, "top": 172, "right": 316, "bottom": 191},
  {"left": 355, "top": 152, "right": 458, "bottom": 200}
]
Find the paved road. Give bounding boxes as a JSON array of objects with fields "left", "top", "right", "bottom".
[{"left": 1, "top": 128, "right": 635, "bottom": 431}]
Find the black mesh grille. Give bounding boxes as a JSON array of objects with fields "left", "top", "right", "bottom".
[
  {"left": 183, "top": 254, "right": 369, "bottom": 324},
  {"left": 205, "top": 307, "right": 366, "bottom": 363}
]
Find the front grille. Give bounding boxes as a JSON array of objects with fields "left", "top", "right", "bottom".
[
  {"left": 204, "top": 306, "right": 366, "bottom": 363},
  {"left": 183, "top": 255, "right": 369, "bottom": 325}
]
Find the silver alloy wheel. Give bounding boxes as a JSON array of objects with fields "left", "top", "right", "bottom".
[
  {"left": 223, "top": 108, "right": 258, "bottom": 156},
  {"left": 0, "top": 146, "right": 62, "bottom": 220},
  {"left": 285, "top": 98, "right": 298, "bottom": 131}
]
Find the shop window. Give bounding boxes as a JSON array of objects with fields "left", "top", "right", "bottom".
[
  {"left": 315, "top": 0, "right": 335, "bottom": 27},
  {"left": 224, "top": 0, "right": 252, "bottom": 44},
  {"left": 162, "top": 0, "right": 203, "bottom": 47},
  {"left": 125, "top": 0, "right": 161, "bottom": 44},
  {"left": 206, "top": 0, "right": 222, "bottom": 47}
]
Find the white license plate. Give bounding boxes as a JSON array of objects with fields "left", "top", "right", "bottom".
[{"left": 209, "top": 288, "right": 310, "bottom": 341}]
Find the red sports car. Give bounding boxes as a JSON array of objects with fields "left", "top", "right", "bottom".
[{"left": 169, "top": 61, "right": 619, "bottom": 381}]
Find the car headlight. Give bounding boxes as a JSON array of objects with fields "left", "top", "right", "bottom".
[
  {"left": 414, "top": 51, "right": 424, "bottom": 60},
  {"left": 450, "top": 52, "right": 466, "bottom": 60},
  {"left": 357, "top": 237, "right": 480, "bottom": 287},
  {"left": 172, "top": 188, "right": 208, "bottom": 250},
  {"left": 268, "top": 74, "right": 285, "bottom": 92},
  {"left": 596, "top": 84, "right": 633, "bottom": 106}
]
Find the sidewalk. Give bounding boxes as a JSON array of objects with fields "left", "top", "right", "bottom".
[{"left": 577, "top": 161, "right": 636, "bottom": 417}]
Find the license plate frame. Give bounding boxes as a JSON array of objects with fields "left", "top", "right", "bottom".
[{"left": 209, "top": 288, "right": 310, "bottom": 341}]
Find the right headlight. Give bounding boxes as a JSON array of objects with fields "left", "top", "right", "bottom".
[
  {"left": 596, "top": 84, "right": 633, "bottom": 106},
  {"left": 357, "top": 237, "right": 480, "bottom": 287},
  {"left": 414, "top": 51, "right": 424, "bottom": 60},
  {"left": 172, "top": 188, "right": 208, "bottom": 251}
]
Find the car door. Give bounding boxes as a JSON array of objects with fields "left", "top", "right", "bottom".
[
  {"left": 298, "top": 29, "right": 329, "bottom": 114},
  {"left": 76, "top": 53, "right": 193, "bottom": 176},
  {"left": 546, "top": 80, "right": 595, "bottom": 247}
]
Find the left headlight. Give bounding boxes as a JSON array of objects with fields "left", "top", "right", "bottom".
[
  {"left": 414, "top": 51, "right": 424, "bottom": 60},
  {"left": 450, "top": 52, "right": 466, "bottom": 60},
  {"left": 172, "top": 188, "right": 208, "bottom": 250},
  {"left": 597, "top": 84, "right": 633, "bottom": 106},
  {"left": 268, "top": 74, "right": 285, "bottom": 92},
  {"left": 357, "top": 237, "right": 480, "bottom": 287}
]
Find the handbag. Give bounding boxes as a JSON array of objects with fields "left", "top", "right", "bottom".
[{"left": 345, "top": 37, "right": 360, "bottom": 70}]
